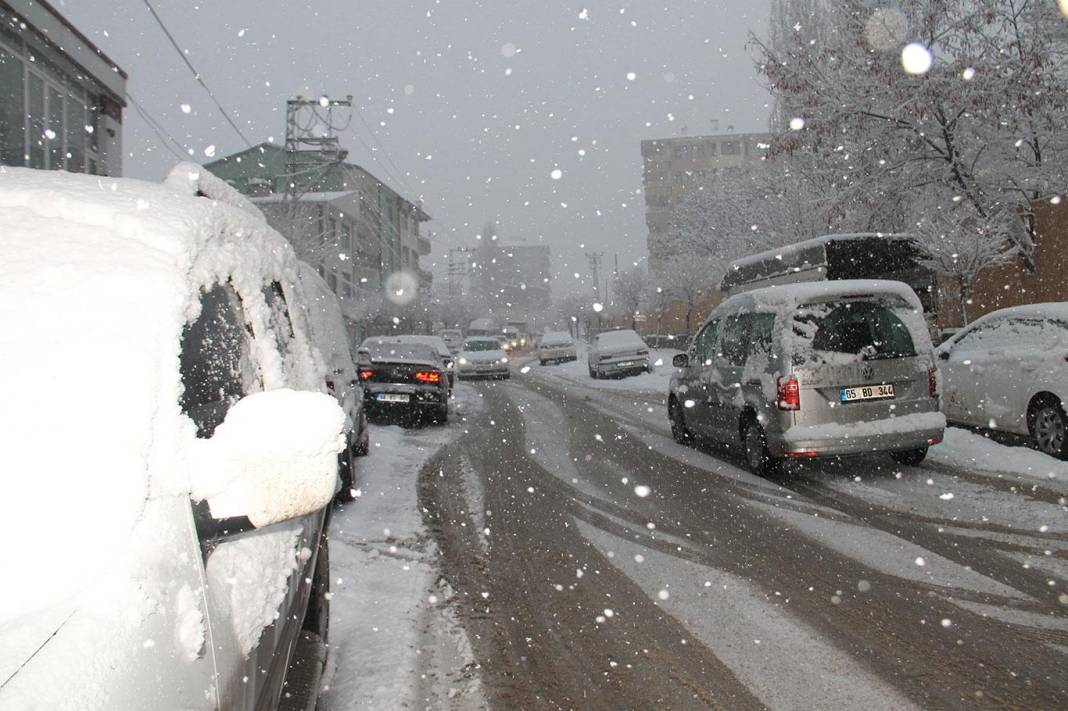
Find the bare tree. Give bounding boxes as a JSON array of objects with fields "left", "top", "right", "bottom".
[
  {"left": 655, "top": 255, "right": 716, "bottom": 335},
  {"left": 610, "top": 266, "right": 649, "bottom": 331}
]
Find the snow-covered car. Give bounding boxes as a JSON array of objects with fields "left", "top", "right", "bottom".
[
  {"left": 392, "top": 334, "right": 456, "bottom": 388},
  {"left": 937, "top": 303, "right": 1068, "bottom": 459},
  {"left": 669, "top": 280, "right": 945, "bottom": 475},
  {"left": 456, "top": 337, "right": 511, "bottom": 379},
  {"left": 357, "top": 338, "right": 450, "bottom": 423},
  {"left": 439, "top": 328, "right": 465, "bottom": 353},
  {"left": 0, "top": 166, "right": 344, "bottom": 709},
  {"left": 297, "top": 262, "right": 370, "bottom": 501},
  {"left": 588, "top": 329, "right": 651, "bottom": 378},
  {"left": 538, "top": 331, "right": 578, "bottom": 365}
]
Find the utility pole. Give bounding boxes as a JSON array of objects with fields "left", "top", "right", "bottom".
[
  {"left": 585, "top": 251, "right": 604, "bottom": 303},
  {"left": 282, "top": 95, "right": 353, "bottom": 249}
]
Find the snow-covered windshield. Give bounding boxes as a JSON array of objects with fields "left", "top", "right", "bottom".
[
  {"left": 363, "top": 341, "right": 437, "bottom": 363},
  {"left": 595, "top": 330, "right": 645, "bottom": 349},
  {"left": 793, "top": 300, "right": 917, "bottom": 363}
]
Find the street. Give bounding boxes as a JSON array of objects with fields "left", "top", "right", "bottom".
[{"left": 411, "top": 362, "right": 1068, "bottom": 710}]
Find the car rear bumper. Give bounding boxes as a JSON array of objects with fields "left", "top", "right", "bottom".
[
  {"left": 595, "top": 357, "right": 649, "bottom": 373},
  {"left": 457, "top": 364, "right": 509, "bottom": 378},
  {"left": 364, "top": 384, "right": 447, "bottom": 407},
  {"left": 768, "top": 411, "right": 946, "bottom": 458}
]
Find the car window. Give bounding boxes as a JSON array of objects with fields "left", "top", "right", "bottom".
[
  {"left": 179, "top": 283, "right": 258, "bottom": 438},
  {"left": 692, "top": 319, "right": 720, "bottom": 365},
  {"left": 720, "top": 314, "right": 751, "bottom": 367},
  {"left": 747, "top": 313, "right": 776, "bottom": 359},
  {"left": 956, "top": 317, "right": 1068, "bottom": 351},
  {"left": 793, "top": 300, "right": 916, "bottom": 363},
  {"left": 463, "top": 339, "right": 501, "bottom": 352}
]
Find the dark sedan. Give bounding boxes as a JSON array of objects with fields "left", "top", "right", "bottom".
[{"left": 357, "top": 340, "right": 450, "bottom": 424}]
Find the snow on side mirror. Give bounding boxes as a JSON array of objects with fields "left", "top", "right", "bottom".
[
  {"left": 672, "top": 353, "right": 689, "bottom": 368},
  {"left": 188, "top": 389, "right": 345, "bottom": 528}
]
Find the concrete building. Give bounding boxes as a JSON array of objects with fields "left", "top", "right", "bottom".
[
  {"left": 205, "top": 143, "right": 431, "bottom": 338},
  {"left": 0, "top": 0, "right": 125, "bottom": 175},
  {"left": 641, "top": 132, "right": 771, "bottom": 270}
]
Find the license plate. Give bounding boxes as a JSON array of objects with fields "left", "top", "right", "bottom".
[
  {"left": 617, "top": 361, "right": 634, "bottom": 367},
  {"left": 375, "top": 393, "right": 410, "bottom": 403},
  {"left": 840, "top": 383, "right": 895, "bottom": 402}
]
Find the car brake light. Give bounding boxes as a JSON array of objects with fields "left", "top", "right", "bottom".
[
  {"left": 928, "top": 366, "right": 938, "bottom": 398},
  {"left": 415, "top": 370, "right": 442, "bottom": 384},
  {"left": 637, "top": 350, "right": 649, "bottom": 357},
  {"left": 777, "top": 376, "right": 800, "bottom": 411},
  {"left": 325, "top": 379, "right": 335, "bottom": 391},
  {"left": 358, "top": 369, "right": 374, "bottom": 381}
]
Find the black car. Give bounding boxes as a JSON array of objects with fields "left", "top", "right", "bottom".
[{"left": 357, "top": 339, "right": 450, "bottom": 423}]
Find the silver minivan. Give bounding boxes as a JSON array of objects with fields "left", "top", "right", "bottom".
[{"left": 668, "top": 280, "right": 945, "bottom": 475}]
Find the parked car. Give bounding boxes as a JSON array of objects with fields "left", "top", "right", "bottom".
[
  {"left": 392, "top": 334, "right": 456, "bottom": 388},
  {"left": 296, "top": 262, "right": 370, "bottom": 501},
  {"left": 0, "top": 165, "right": 343, "bottom": 709},
  {"left": 439, "top": 328, "right": 465, "bottom": 353},
  {"left": 538, "top": 331, "right": 578, "bottom": 365},
  {"left": 357, "top": 339, "right": 450, "bottom": 423},
  {"left": 668, "top": 280, "right": 945, "bottom": 476},
  {"left": 936, "top": 303, "right": 1068, "bottom": 459},
  {"left": 457, "top": 337, "right": 511, "bottom": 379},
  {"left": 588, "top": 329, "right": 652, "bottom": 378}
]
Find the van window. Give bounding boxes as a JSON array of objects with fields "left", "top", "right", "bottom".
[
  {"left": 793, "top": 300, "right": 916, "bottom": 363},
  {"left": 179, "top": 283, "right": 258, "bottom": 438},
  {"left": 720, "top": 315, "right": 750, "bottom": 366},
  {"left": 692, "top": 319, "right": 720, "bottom": 365},
  {"left": 747, "top": 313, "right": 776, "bottom": 358}
]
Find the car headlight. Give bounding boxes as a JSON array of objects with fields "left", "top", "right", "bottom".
[
  {"left": 500, "top": 357, "right": 509, "bottom": 364},
  {"left": 458, "top": 357, "right": 468, "bottom": 365}
]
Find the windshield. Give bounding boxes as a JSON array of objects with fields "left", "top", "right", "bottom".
[
  {"left": 793, "top": 300, "right": 917, "bottom": 363},
  {"left": 6, "top": 2, "right": 1065, "bottom": 708},
  {"left": 462, "top": 339, "right": 500, "bottom": 352}
]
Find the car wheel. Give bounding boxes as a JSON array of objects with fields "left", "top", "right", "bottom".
[
  {"left": 890, "top": 446, "right": 928, "bottom": 467},
  {"left": 669, "top": 398, "right": 692, "bottom": 444},
  {"left": 1029, "top": 397, "right": 1068, "bottom": 459},
  {"left": 588, "top": 366, "right": 598, "bottom": 379},
  {"left": 539, "top": 359, "right": 546, "bottom": 366},
  {"left": 743, "top": 419, "right": 782, "bottom": 478},
  {"left": 435, "top": 403, "right": 449, "bottom": 423}
]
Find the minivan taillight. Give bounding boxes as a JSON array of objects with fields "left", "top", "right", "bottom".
[
  {"left": 777, "top": 376, "right": 800, "bottom": 411},
  {"left": 928, "top": 366, "right": 938, "bottom": 398}
]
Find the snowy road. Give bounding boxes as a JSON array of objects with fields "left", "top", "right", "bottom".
[{"left": 414, "top": 363, "right": 1068, "bottom": 710}]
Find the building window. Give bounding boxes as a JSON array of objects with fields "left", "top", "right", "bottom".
[
  {"left": 0, "top": 46, "right": 24, "bottom": 165},
  {"left": 721, "top": 141, "right": 740, "bottom": 155}
]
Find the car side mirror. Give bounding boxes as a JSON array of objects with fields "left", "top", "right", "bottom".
[
  {"left": 937, "top": 350, "right": 950, "bottom": 361},
  {"left": 188, "top": 389, "right": 345, "bottom": 528},
  {"left": 672, "top": 353, "right": 689, "bottom": 368}
]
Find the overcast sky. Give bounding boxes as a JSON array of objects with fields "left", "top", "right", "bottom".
[{"left": 59, "top": 0, "right": 771, "bottom": 295}]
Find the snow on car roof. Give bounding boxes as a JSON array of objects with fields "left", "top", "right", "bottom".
[
  {"left": 732, "top": 279, "right": 923, "bottom": 311},
  {"left": 0, "top": 166, "right": 301, "bottom": 629},
  {"left": 969, "top": 301, "right": 1068, "bottom": 324},
  {"left": 725, "top": 233, "right": 912, "bottom": 273},
  {"left": 393, "top": 334, "right": 451, "bottom": 355},
  {"left": 596, "top": 329, "right": 646, "bottom": 346}
]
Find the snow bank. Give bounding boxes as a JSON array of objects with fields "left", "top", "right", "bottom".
[{"left": 930, "top": 427, "right": 1068, "bottom": 482}]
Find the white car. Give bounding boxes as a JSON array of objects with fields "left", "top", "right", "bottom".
[
  {"left": 456, "top": 337, "right": 511, "bottom": 379},
  {"left": 0, "top": 165, "right": 344, "bottom": 709},
  {"left": 588, "top": 329, "right": 652, "bottom": 378},
  {"left": 439, "top": 328, "right": 464, "bottom": 353},
  {"left": 937, "top": 303, "right": 1068, "bottom": 459},
  {"left": 538, "top": 331, "right": 578, "bottom": 365},
  {"left": 297, "top": 262, "right": 370, "bottom": 501}
]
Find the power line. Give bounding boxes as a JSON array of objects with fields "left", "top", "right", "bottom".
[
  {"left": 125, "top": 90, "right": 187, "bottom": 162},
  {"left": 349, "top": 105, "right": 417, "bottom": 197},
  {"left": 138, "top": 0, "right": 253, "bottom": 148}
]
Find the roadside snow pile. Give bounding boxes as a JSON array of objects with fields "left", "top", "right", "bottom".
[{"left": 930, "top": 427, "right": 1068, "bottom": 482}]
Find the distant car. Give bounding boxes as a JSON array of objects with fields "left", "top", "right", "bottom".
[
  {"left": 538, "top": 331, "right": 578, "bottom": 365},
  {"left": 937, "top": 303, "right": 1068, "bottom": 459},
  {"left": 0, "top": 165, "right": 341, "bottom": 709},
  {"left": 439, "top": 328, "right": 464, "bottom": 353},
  {"left": 646, "top": 333, "right": 687, "bottom": 350},
  {"left": 588, "top": 329, "right": 651, "bottom": 378},
  {"left": 357, "top": 339, "right": 450, "bottom": 423},
  {"left": 457, "top": 337, "right": 511, "bottom": 379},
  {"left": 296, "top": 263, "right": 370, "bottom": 501},
  {"left": 668, "top": 280, "right": 945, "bottom": 476},
  {"left": 392, "top": 334, "right": 456, "bottom": 388}
]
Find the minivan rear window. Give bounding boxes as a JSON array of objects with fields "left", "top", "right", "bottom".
[{"left": 792, "top": 299, "right": 916, "bottom": 364}]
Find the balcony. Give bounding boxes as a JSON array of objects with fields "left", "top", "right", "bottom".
[{"left": 416, "top": 235, "right": 432, "bottom": 256}]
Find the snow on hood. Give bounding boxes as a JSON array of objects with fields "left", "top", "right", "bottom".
[{"left": 0, "top": 167, "right": 302, "bottom": 631}]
